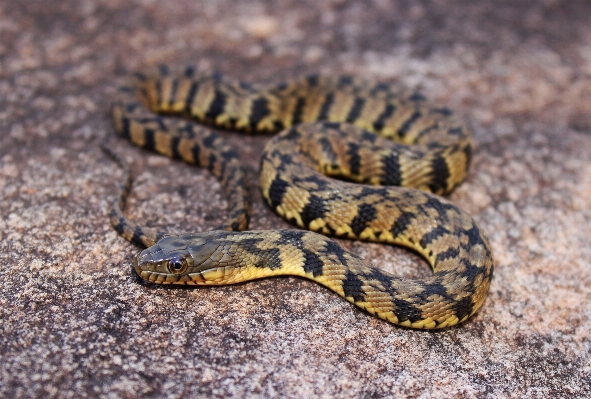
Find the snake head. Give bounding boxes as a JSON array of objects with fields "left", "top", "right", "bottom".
[{"left": 133, "top": 233, "right": 227, "bottom": 285}]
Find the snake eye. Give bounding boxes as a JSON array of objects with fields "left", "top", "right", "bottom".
[{"left": 168, "top": 257, "right": 188, "bottom": 274}]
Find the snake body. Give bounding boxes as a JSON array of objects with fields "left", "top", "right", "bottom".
[{"left": 110, "top": 65, "right": 493, "bottom": 329}]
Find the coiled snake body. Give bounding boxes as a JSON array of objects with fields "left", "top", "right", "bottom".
[{"left": 109, "top": 65, "right": 493, "bottom": 329}]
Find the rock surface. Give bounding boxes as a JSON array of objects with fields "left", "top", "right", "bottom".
[{"left": 1, "top": 1, "right": 591, "bottom": 397}]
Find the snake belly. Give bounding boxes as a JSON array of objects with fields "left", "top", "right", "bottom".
[{"left": 110, "top": 65, "right": 494, "bottom": 329}]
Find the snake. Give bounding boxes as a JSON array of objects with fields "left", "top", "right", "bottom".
[{"left": 108, "top": 65, "right": 493, "bottom": 329}]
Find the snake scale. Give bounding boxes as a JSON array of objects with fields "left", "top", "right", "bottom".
[{"left": 109, "top": 65, "right": 493, "bottom": 329}]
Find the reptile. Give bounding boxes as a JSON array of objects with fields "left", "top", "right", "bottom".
[{"left": 108, "top": 65, "right": 493, "bottom": 329}]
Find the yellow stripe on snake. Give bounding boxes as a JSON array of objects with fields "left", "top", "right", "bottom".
[{"left": 109, "top": 65, "right": 493, "bottom": 329}]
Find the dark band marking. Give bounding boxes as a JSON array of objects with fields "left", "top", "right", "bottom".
[
  {"left": 185, "top": 82, "right": 199, "bottom": 113},
  {"left": 306, "top": 75, "right": 319, "bottom": 87},
  {"left": 267, "top": 177, "right": 290, "bottom": 208},
  {"left": 390, "top": 211, "right": 414, "bottom": 238},
  {"left": 398, "top": 111, "right": 422, "bottom": 138},
  {"left": 342, "top": 270, "right": 365, "bottom": 302},
  {"left": 350, "top": 204, "right": 377, "bottom": 237},
  {"left": 347, "top": 142, "right": 361, "bottom": 176},
  {"left": 382, "top": 154, "right": 402, "bottom": 186},
  {"left": 301, "top": 248, "right": 324, "bottom": 277},
  {"left": 435, "top": 247, "right": 460, "bottom": 264},
  {"left": 346, "top": 97, "right": 366, "bottom": 123},
  {"left": 419, "top": 225, "right": 450, "bottom": 248},
  {"left": 291, "top": 97, "right": 306, "bottom": 124},
  {"left": 184, "top": 65, "right": 195, "bottom": 77},
  {"left": 300, "top": 195, "right": 328, "bottom": 227},
  {"left": 392, "top": 298, "right": 424, "bottom": 323},
  {"left": 143, "top": 128, "right": 155, "bottom": 151},
  {"left": 427, "top": 154, "right": 450, "bottom": 194},
  {"left": 205, "top": 90, "right": 227, "bottom": 121},
  {"left": 408, "top": 92, "right": 426, "bottom": 102},
  {"left": 249, "top": 97, "right": 271, "bottom": 130},
  {"left": 373, "top": 104, "right": 396, "bottom": 132},
  {"left": 316, "top": 93, "right": 334, "bottom": 121},
  {"left": 450, "top": 296, "right": 474, "bottom": 322}
]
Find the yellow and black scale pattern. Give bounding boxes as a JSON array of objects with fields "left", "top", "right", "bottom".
[{"left": 109, "top": 65, "right": 493, "bottom": 329}]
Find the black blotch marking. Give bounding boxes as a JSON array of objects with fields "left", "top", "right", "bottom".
[
  {"left": 143, "top": 128, "right": 155, "bottom": 150},
  {"left": 321, "top": 240, "right": 349, "bottom": 265},
  {"left": 275, "top": 82, "right": 288, "bottom": 91},
  {"left": 398, "top": 111, "right": 422, "bottom": 138},
  {"left": 121, "top": 118, "right": 131, "bottom": 139},
  {"left": 365, "top": 268, "right": 394, "bottom": 286},
  {"left": 350, "top": 204, "right": 377, "bottom": 236},
  {"left": 451, "top": 296, "right": 474, "bottom": 322},
  {"left": 463, "top": 144, "right": 473, "bottom": 168},
  {"left": 282, "top": 126, "right": 302, "bottom": 141},
  {"left": 422, "top": 196, "right": 455, "bottom": 221},
  {"left": 273, "top": 121, "right": 285, "bottom": 131},
  {"left": 346, "top": 97, "right": 366, "bottom": 123},
  {"left": 207, "top": 153, "right": 217, "bottom": 172},
  {"left": 253, "top": 247, "right": 282, "bottom": 270},
  {"left": 185, "top": 82, "right": 199, "bottom": 112},
  {"left": 316, "top": 93, "right": 334, "bottom": 121},
  {"left": 435, "top": 247, "right": 460, "bottom": 264},
  {"left": 373, "top": 104, "right": 396, "bottom": 132},
  {"left": 306, "top": 75, "right": 319, "bottom": 86},
  {"left": 321, "top": 121, "right": 342, "bottom": 130},
  {"left": 114, "top": 217, "right": 125, "bottom": 235},
  {"left": 133, "top": 72, "right": 147, "bottom": 81},
  {"left": 202, "top": 133, "right": 218, "bottom": 148},
  {"left": 464, "top": 224, "right": 486, "bottom": 248},
  {"left": 158, "top": 64, "right": 170, "bottom": 76},
  {"left": 390, "top": 211, "right": 414, "bottom": 238},
  {"left": 221, "top": 149, "right": 240, "bottom": 162},
  {"left": 408, "top": 92, "right": 426, "bottom": 102},
  {"left": 300, "top": 195, "right": 328, "bottom": 227},
  {"left": 416, "top": 125, "right": 436, "bottom": 141},
  {"left": 205, "top": 90, "right": 227, "bottom": 121},
  {"left": 238, "top": 238, "right": 282, "bottom": 270},
  {"left": 360, "top": 130, "right": 378, "bottom": 143},
  {"left": 124, "top": 102, "right": 139, "bottom": 113},
  {"left": 292, "top": 97, "right": 306, "bottom": 124},
  {"left": 297, "top": 174, "right": 330, "bottom": 191},
  {"left": 318, "top": 137, "right": 338, "bottom": 162},
  {"left": 184, "top": 65, "right": 195, "bottom": 77},
  {"left": 393, "top": 298, "right": 424, "bottom": 323},
  {"left": 278, "top": 230, "right": 306, "bottom": 246},
  {"left": 448, "top": 127, "right": 464, "bottom": 136},
  {"left": 131, "top": 226, "right": 145, "bottom": 247},
  {"left": 249, "top": 97, "right": 271, "bottom": 129},
  {"left": 239, "top": 81, "right": 254, "bottom": 91},
  {"left": 168, "top": 79, "right": 179, "bottom": 107},
  {"left": 155, "top": 80, "right": 162, "bottom": 106},
  {"left": 343, "top": 270, "right": 365, "bottom": 302},
  {"left": 427, "top": 154, "right": 450, "bottom": 194},
  {"left": 433, "top": 107, "right": 453, "bottom": 116},
  {"left": 267, "top": 178, "right": 290, "bottom": 208},
  {"left": 171, "top": 136, "right": 181, "bottom": 159},
  {"left": 347, "top": 142, "right": 361, "bottom": 176},
  {"left": 301, "top": 248, "right": 324, "bottom": 277},
  {"left": 382, "top": 154, "right": 402, "bottom": 186},
  {"left": 370, "top": 82, "right": 390, "bottom": 94},
  {"left": 338, "top": 76, "right": 353, "bottom": 87},
  {"left": 420, "top": 226, "right": 450, "bottom": 248},
  {"left": 191, "top": 144, "right": 201, "bottom": 166}
]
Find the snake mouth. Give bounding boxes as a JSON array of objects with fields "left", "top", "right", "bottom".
[{"left": 135, "top": 268, "right": 205, "bottom": 285}]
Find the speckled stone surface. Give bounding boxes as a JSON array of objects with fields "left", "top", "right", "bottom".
[{"left": 1, "top": 1, "right": 591, "bottom": 397}]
